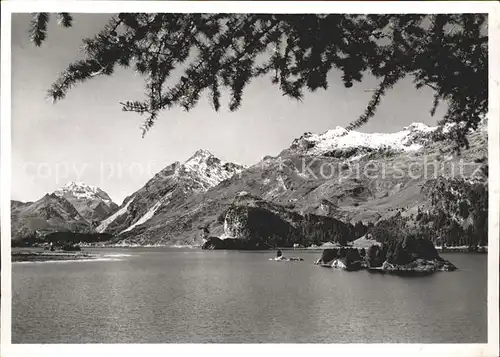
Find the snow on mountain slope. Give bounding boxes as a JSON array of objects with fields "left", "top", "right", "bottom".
[
  {"left": 289, "top": 122, "right": 437, "bottom": 156},
  {"left": 183, "top": 149, "right": 245, "bottom": 190},
  {"left": 54, "top": 181, "right": 114, "bottom": 206},
  {"left": 120, "top": 193, "right": 170, "bottom": 234},
  {"left": 109, "top": 122, "right": 487, "bottom": 246},
  {"left": 96, "top": 196, "right": 135, "bottom": 233},
  {"left": 13, "top": 122, "right": 486, "bottom": 247},
  {"left": 99, "top": 149, "right": 244, "bottom": 235},
  {"left": 54, "top": 181, "right": 118, "bottom": 222}
]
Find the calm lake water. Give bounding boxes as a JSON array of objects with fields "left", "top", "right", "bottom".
[{"left": 12, "top": 248, "right": 487, "bottom": 343}]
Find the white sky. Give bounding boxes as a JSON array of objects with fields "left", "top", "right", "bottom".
[{"left": 11, "top": 13, "right": 446, "bottom": 204}]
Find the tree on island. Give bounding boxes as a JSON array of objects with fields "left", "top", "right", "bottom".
[{"left": 30, "top": 13, "right": 487, "bottom": 149}]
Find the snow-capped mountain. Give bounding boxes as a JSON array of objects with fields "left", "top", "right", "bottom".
[
  {"left": 11, "top": 182, "right": 118, "bottom": 242},
  {"left": 11, "top": 193, "right": 93, "bottom": 242},
  {"left": 54, "top": 181, "right": 115, "bottom": 206},
  {"left": 96, "top": 149, "right": 244, "bottom": 235},
  {"left": 183, "top": 149, "right": 246, "bottom": 190},
  {"left": 12, "top": 122, "right": 487, "bottom": 247},
  {"left": 53, "top": 181, "right": 118, "bottom": 223},
  {"left": 289, "top": 122, "right": 437, "bottom": 158},
  {"left": 104, "top": 122, "right": 486, "bottom": 247}
]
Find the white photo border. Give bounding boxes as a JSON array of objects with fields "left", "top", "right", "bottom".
[{"left": 1, "top": 2, "right": 499, "bottom": 357}]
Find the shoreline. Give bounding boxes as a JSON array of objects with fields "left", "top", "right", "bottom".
[
  {"left": 11, "top": 245, "right": 486, "bottom": 264},
  {"left": 12, "top": 251, "right": 96, "bottom": 263},
  {"left": 13, "top": 244, "right": 488, "bottom": 252}
]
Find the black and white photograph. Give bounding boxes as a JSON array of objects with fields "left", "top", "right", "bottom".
[{"left": 1, "top": 1, "right": 499, "bottom": 356}]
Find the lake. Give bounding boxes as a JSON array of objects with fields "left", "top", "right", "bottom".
[{"left": 12, "top": 248, "right": 487, "bottom": 343}]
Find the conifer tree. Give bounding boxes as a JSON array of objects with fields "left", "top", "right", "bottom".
[{"left": 31, "top": 13, "right": 487, "bottom": 147}]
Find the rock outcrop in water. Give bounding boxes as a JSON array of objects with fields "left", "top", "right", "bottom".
[
  {"left": 314, "top": 247, "right": 365, "bottom": 271},
  {"left": 315, "top": 235, "right": 457, "bottom": 274},
  {"left": 381, "top": 235, "right": 457, "bottom": 272},
  {"left": 269, "top": 256, "right": 304, "bottom": 261},
  {"left": 379, "top": 258, "right": 456, "bottom": 274}
]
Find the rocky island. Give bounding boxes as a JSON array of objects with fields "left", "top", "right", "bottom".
[{"left": 314, "top": 235, "right": 457, "bottom": 275}]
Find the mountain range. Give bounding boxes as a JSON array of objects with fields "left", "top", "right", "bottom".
[
  {"left": 11, "top": 121, "right": 488, "bottom": 248},
  {"left": 11, "top": 150, "right": 244, "bottom": 244},
  {"left": 11, "top": 192, "right": 93, "bottom": 242}
]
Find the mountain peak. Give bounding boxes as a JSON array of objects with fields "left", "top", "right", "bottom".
[
  {"left": 98, "top": 149, "right": 245, "bottom": 236},
  {"left": 53, "top": 181, "right": 116, "bottom": 211},
  {"left": 193, "top": 148, "right": 214, "bottom": 157},
  {"left": 55, "top": 181, "right": 100, "bottom": 197},
  {"left": 329, "top": 126, "right": 348, "bottom": 136},
  {"left": 289, "top": 122, "right": 438, "bottom": 157},
  {"left": 50, "top": 181, "right": 119, "bottom": 222},
  {"left": 182, "top": 149, "right": 244, "bottom": 189},
  {"left": 185, "top": 149, "right": 215, "bottom": 165},
  {"left": 62, "top": 181, "right": 98, "bottom": 192}
]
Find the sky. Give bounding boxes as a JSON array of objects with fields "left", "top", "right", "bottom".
[{"left": 12, "top": 14, "right": 447, "bottom": 205}]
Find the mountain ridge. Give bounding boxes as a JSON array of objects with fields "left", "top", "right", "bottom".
[
  {"left": 12, "top": 122, "right": 488, "bottom": 249},
  {"left": 102, "top": 122, "right": 487, "bottom": 247},
  {"left": 11, "top": 182, "right": 117, "bottom": 244},
  {"left": 11, "top": 193, "right": 93, "bottom": 243},
  {"left": 94, "top": 149, "right": 245, "bottom": 235},
  {"left": 53, "top": 181, "right": 119, "bottom": 223}
]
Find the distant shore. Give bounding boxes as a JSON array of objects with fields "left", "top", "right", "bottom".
[
  {"left": 11, "top": 242, "right": 487, "bottom": 263},
  {"left": 435, "top": 246, "right": 488, "bottom": 253},
  {"left": 12, "top": 251, "right": 96, "bottom": 263}
]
